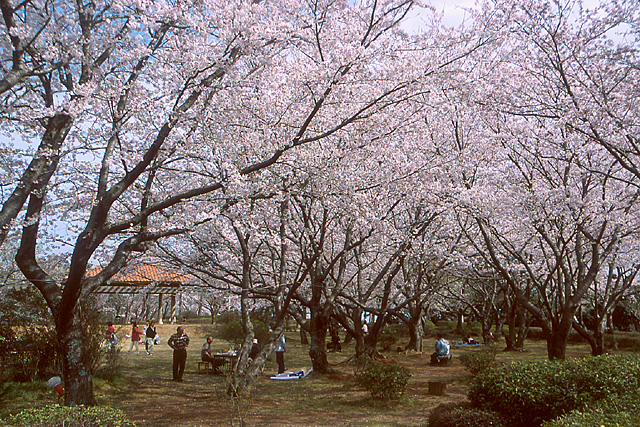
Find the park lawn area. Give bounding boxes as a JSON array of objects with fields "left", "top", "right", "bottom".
[{"left": 0, "top": 323, "right": 595, "bottom": 427}]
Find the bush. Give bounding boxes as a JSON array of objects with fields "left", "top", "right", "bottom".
[
  {"left": 218, "top": 319, "right": 244, "bottom": 346},
  {"left": 355, "top": 360, "right": 411, "bottom": 400},
  {"left": 5, "top": 404, "right": 136, "bottom": 427},
  {"left": 351, "top": 354, "right": 374, "bottom": 376},
  {"left": 216, "top": 310, "right": 240, "bottom": 325},
  {"left": 94, "top": 348, "right": 125, "bottom": 382},
  {"left": 217, "top": 314, "right": 270, "bottom": 347},
  {"left": 458, "top": 347, "right": 500, "bottom": 376},
  {"left": 468, "top": 354, "right": 640, "bottom": 427},
  {"left": 0, "top": 287, "right": 62, "bottom": 382},
  {"left": 428, "top": 402, "right": 509, "bottom": 427},
  {"left": 543, "top": 394, "right": 640, "bottom": 427}
]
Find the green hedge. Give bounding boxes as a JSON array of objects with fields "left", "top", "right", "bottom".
[
  {"left": 428, "top": 402, "right": 509, "bottom": 427},
  {"left": 4, "top": 404, "right": 135, "bottom": 427},
  {"left": 355, "top": 360, "right": 412, "bottom": 400},
  {"left": 543, "top": 394, "right": 640, "bottom": 427},
  {"left": 468, "top": 354, "right": 640, "bottom": 427},
  {"left": 458, "top": 347, "right": 500, "bottom": 376}
]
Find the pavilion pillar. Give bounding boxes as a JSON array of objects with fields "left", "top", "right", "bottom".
[
  {"left": 158, "top": 294, "right": 164, "bottom": 325},
  {"left": 170, "top": 295, "right": 177, "bottom": 324}
]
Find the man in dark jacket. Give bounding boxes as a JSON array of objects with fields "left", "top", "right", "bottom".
[{"left": 168, "top": 326, "right": 190, "bottom": 381}]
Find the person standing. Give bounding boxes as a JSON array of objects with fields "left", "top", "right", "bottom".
[
  {"left": 128, "top": 322, "right": 143, "bottom": 354},
  {"left": 145, "top": 320, "right": 157, "bottom": 355},
  {"left": 168, "top": 326, "right": 190, "bottom": 382},
  {"left": 275, "top": 331, "right": 286, "bottom": 374},
  {"left": 143, "top": 320, "right": 150, "bottom": 353}
]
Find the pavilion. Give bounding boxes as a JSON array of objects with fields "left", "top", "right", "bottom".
[{"left": 87, "top": 264, "right": 194, "bottom": 324}]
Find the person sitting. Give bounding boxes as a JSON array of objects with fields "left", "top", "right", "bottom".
[
  {"left": 201, "top": 336, "right": 224, "bottom": 373},
  {"left": 430, "top": 334, "right": 452, "bottom": 365},
  {"left": 201, "top": 336, "right": 215, "bottom": 364},
  {"left": 249, "top": 338, "right": 260, "bottom": 360},
  {"left": 464, "top": 335, "right": 478, "bottom": 345}
]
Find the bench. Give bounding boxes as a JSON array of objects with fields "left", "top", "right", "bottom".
[
  {"left": 430, "top": 352, "right": 452, "bottom": 366},
  {"left": 197, "top": 361, "right": 212, "bottom": 374}
]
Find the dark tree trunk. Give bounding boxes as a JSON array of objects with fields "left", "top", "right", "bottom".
[
  {"left": 59, "top": 311, "right": 96, "bottom": 406},
  {"left": 455, "top": 310, "right": 464, "bottom": 334},
  {"left": 546, "top": 317, "right": 574, "bottom": 360},
  {"left": 573, "top": 320, "right": 606, "bottom": 356},
  {"left": 405, "top": 313, "right": 424, "bottom": 352},
  {"left": 342, "top": 330, "right": 353, "bottom": 345},
  {"left": 300, "top": 328, "right": 309, "bottom": 345},
  {"left": 504, "top": 299, "right": 527, "bottom": 351},
  {"left": 308, "top": 307, "right": 331, "bottom": 373},
  {"left": 514, "top": 309, "right": 529, "bottom": 351}
]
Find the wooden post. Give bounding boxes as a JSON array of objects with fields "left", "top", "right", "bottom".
[
  {"left": 157, "top": 294, "right": 164, "bottom": 324},
  {"left": 428, "top": 381, "right": 447, "bottom": 396},
  {"left": 170, "top": 295, "right": 177, "bottom": 324}
]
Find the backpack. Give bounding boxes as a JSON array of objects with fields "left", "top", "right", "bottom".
[{"left": 436, "top": 339, "right": 449, "bottom": 355}]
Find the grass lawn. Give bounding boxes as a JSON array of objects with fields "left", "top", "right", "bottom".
[{"left": 0, "top": 323, "right": 596, "bottom": 427}]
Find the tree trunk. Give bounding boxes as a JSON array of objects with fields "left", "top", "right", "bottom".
[
  {"left": 513, "top": 308, "right": 529, "bottom": 351},
  {"left": 363, "top": 330, "right": 381, "bottom": 357},
  {"left": 299, "top": 328, "right": 309, "bottom": 345},
  {"left": 308, "top": 308, "right": 331, "bottom": 373},
  {"left": 59, "top": 312, "right": 96, "bottom": 406},
  {"left": 405, "top": 317, "right": 424, "bottom": 352},
  {"left": 546, "top": 318, "right": 573, "bottom": 360},
  {"left": 573, "top": 319, "right": 606, "bottom": 356},
  {"left": 455, "top": 310, "right": 464, "bottom": 334}
]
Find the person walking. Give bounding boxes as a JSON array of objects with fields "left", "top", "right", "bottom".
[
  {"left": 128, "top": 322, "right": 143, "bottom": 354},
  {"left": 102, "top": 321, "right": 117, "bottom": 351},
  {"left": 168, "top": 326, "right": 190, "bottom": 382},
  {"left": 145, "top": 320, "right": 157, "bottom": 355}
]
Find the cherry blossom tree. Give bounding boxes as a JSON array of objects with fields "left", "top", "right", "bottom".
[
  {"left": 573, "top": 254, "right": 640, "bottom": 355},
  {"left": 437, "top": 0, "right": 640, "bottom": 360},
  {"left": 5, "top": 0, "right": 461, "bottom": 404}
]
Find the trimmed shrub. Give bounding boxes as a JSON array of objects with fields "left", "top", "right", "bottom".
[
  {"left": 351, "top": 354, "right": 374, "bottom": 377},
  {"left": 458, "top": 347, "right": 500, "bottom": 376},
  {"left": 356, "top": 360, "right": 412, "bottom": 400},
  {"left": 5, "top": 404, "right": 136, "bottom": 427},
  {"left": 468, "top": 354, "right": 640, "bottom": 427},
  {"left": 428, "top": 402, "right": 509, "bottom": 427},
  {"left": 543, "top": 394, "right": 640, "bottom": 427}
]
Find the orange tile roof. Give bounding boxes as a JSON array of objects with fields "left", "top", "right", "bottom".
[{"left": 85, "top": 264, "right": 193, "bottom": 284}]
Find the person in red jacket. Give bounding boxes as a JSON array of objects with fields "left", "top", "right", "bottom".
[{"left": 128, "top": 321, "right": 143, "bottom": 354}]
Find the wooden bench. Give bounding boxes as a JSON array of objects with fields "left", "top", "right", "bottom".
[
  {"left": 430, "top": 352, "right": 452, "bottom": 366},
  {"left": 197, "top": 361, "right": 212, "bottom": 374}
]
